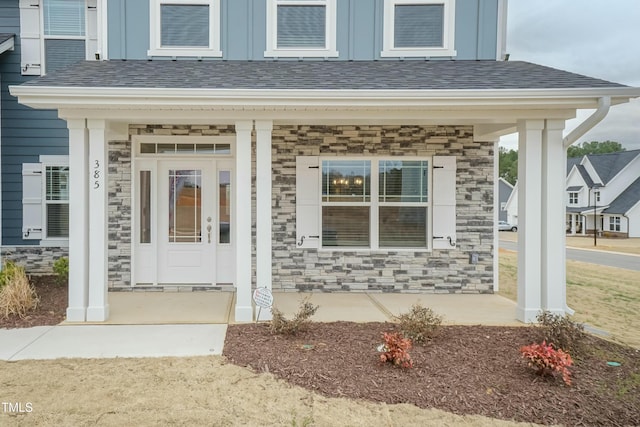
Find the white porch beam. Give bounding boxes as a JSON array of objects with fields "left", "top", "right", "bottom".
[
  {"left": 234, "top": 120, "right": 253, "bottom": 322},
  {"left": 86, "top": 119, "right": 109, "bottom": 321},
  {"left": 542, "top": 119, "right": 569, "bottom": 315},
  {"left": 516, "top": 119, "right": 544, "bottom": 323},
  {"left": 66, "top": 119, "right": 89, "bottom": 322},
  {"left": 255, "top": 120, "right": 273, "bottom": 321}
]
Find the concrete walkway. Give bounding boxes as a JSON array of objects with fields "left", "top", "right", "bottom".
[{"left": 0, "top": 292, "right": 518, "bottom": 361}]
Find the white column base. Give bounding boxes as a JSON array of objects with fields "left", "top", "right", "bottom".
[
  {"left": 65, "top": 307, "right": 86, "bottom": 322},
  {"left": 235, "top": 305, "right": 253, "bottom": 323},
  {"left": 516, "top": 307, "right": 539, "bottom": 324},
  {"left": 86, "top": 305, "right": 109, "bottom": 322}
]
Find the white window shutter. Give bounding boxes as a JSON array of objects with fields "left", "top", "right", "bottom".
[
  {"left": 19, "top": 0, "right": 42, "bottom": 75},
  {"left": 296, "top": 156, "right": 320, "bottom": 249},
  {"left": 432, "top": 156, "right": 456, "bottom": 249},
  {"left": 22, "top": 163, "right": 43, "bottom": 240},
  {"left": 87, "top": 0, "right": 98, "bottom": 59}
]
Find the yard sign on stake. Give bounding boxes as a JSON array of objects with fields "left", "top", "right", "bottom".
[{"left": 253, "top": 287, "right": 273, "bottom": 323}]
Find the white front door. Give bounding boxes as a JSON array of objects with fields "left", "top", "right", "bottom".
[{"left": 157, "top": 160, "right": 216, "bottom": 284}]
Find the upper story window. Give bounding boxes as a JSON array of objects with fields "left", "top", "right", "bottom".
[
  {"left": 381, "top": 0, "right": 456, "bottom": 58},
  {"left": 149, "top": 0, "right": 221, "bottom": 57},
  {"left": 568, "top": 192, "right": 578, "bottom": 205},
  {"left": 19, "top": 0, "right": 97, "bottom": 76},
  {"left": 595, "top": 190, "right": 601, "bottom": 203},
  {"left": 265, "top": 0, "right": 338, "bottom": 58}
]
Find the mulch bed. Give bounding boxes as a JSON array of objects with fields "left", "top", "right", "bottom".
[
  {"left": 224, "top": 322, "right": 640, "bottom": 427},
  {"left": 0, "top": 275, "right": 67, "bottom": 329}
]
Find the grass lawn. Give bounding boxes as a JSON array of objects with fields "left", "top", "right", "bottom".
[{"left": 498, "top": 248, "right": 640, "bottom": 348}]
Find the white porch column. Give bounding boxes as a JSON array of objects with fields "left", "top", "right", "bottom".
[
  {"left": 541, "top": 119, "right": 568, "bottom": 315},
  {"left": 255, "top": 120, "right": 273, "bottom": 321},
  {"left": 516, "top": 120, "right": 544, "bottom": 323},
  {"left": 66, "top": 119, "right": 89, "bottom": 322},
  {"left": 86, "top": 119, "right": 109, "bottom": 321},
  {"left": 570, "top": 214, "right": 576, "bottom": 235},
  {"left": 235, "top": 120, "right": 253, "bottom": 322}
]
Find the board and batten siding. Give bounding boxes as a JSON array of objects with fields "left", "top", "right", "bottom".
[
  {"left": 108, "top": 0, "right": 500, "bottom": 61},
  {"left": 0, "top": 0, "right": 68, "bottom": 246}
]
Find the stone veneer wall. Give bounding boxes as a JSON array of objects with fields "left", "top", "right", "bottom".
[
  {"left": 270, "top": 125, "right": 495, "bottom": 293},
  {"left": 1, "top": 246, "right": 69, "bottom": 274}
]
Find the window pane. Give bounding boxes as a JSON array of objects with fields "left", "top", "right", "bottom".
[
  {"left": 219, "top": 171, "right": 231, "bottom": 244},
  {"left": 322, "top": 160, "right": 371, "bottom": 202},
  {"left": 161, "top": 5, "right": 210, "bottom": 47},
  {"left": 379, "top": 207, "right": 426, "bottom": 248},
  {"left": 379, "top": 160, "right": 428, "bottom": 202},
  {"left": 394, "top": 4, "right": 444, "bottom": 48},
  {"left": 44, "top": 39, "right": 86, "bottom": 73},
  {"left": 47, "top": 204, "right": 69, "bottom": 238},
  {"left": 277, "top": 5, "right": 326, "bottom": 48},
  {"left": 140, "top": 171, "right": 151, "bottom": 244},
  {"left": 322, "top": 206, "right": 369, "bottom": 247},
  {"left": 169, "top": 170, "right": 202, "bottom": 243},
  {"left": 46, "top": 166, "right": 69, "bottom": 201},
  {"left": 44, "top": 0, "right": 85, "bottom": 36}
]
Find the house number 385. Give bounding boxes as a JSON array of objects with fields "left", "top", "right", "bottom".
[{"left": 93, "top": 160, "right": 101, "bottom": 189}]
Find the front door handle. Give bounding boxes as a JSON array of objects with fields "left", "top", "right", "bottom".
[{"left": 207, "top": 224, "right": 212, "bottom": 243}]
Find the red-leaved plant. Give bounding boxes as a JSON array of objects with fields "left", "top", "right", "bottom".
[
  {"left": 379, "top": 332, "right": 413, "bottom": 369},
  {"left": 520, "top": 340, "right": 573, "bottom": 386}
]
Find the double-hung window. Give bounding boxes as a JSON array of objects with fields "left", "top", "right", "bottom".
[
  {"left": 568, "top": 192, "right": 578, "bottom": 205},
  {"left": 265, "top": 0, "right": 338, "bottom": 58},
  {"left": 381, "top": 0, "right": 456, "bottom": 58},
  {"left": 320, "top": 159, "right": 429, "bottom": 249},
  {"left": 609, "top": 216, "right": 621, "bottom": 232},
  {"left": 19, "top": 0, "right": 97, "bottom": 75},
  {"left": 149, "top": 0, "right": 222, "bottom": 57},
  {"left": 22, "top": 156, "right": 69, "bottom": 244},
  {"left": 296, "top": 156, "right": 456, "bottom": 251}
]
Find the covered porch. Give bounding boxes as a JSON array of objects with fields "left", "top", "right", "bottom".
[{"left": 10, "top": 60, "right": 640, "bottom": 324}]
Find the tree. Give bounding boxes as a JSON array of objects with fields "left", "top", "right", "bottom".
[
  {"left": 567, "top": 140, "right": 625, "bottom": 158},
  {"left": 498, "top": 147, "right": 518, "bottom": 185}
]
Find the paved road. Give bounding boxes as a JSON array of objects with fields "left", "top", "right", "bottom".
[{"left": 499, "top": 240, "right": 640, "bottom": 272}]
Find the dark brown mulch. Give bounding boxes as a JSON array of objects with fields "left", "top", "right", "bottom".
[
  {"left": 224, "top": 322, "right": 640, "bottom": 427},
  {"left": 0, "top": 275, "right": 67, "bottom": 329}
]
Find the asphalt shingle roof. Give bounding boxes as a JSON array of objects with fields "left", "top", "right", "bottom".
[
  {"left": 0, "top": 34, "right": 14, "bottom": 44},
  {"left": 586, "top": 150, "right": 640, "bottom": 184},
  {"left": 22, "top": 60, "right": 627, "bottom": 90},
  {"left": 604, "top": 176, "right": 640, "bottom": 214},
  {"left": 576, "top": 164, "right": 595, "bottom": 187}
]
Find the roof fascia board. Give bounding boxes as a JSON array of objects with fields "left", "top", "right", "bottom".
[
  {"left": 604, "top": 152, "right": 640, "bottom": 188},
  {"left": 0, "top": 36, "right": 15, "bottom": 55},
  {"left": 55, "top": 107, "right": 578, "bottom": 123},
  {"left": 580, "top": 157, "right": 604, "bottom": 185}
]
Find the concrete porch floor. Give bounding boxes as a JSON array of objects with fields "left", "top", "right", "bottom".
[{"left": 97, "top": 291, "right": 520, "bottom": 326}]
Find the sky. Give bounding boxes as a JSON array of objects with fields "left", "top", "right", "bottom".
[{"left": 499, "top": 0, "right": 640, "bottom": 151}]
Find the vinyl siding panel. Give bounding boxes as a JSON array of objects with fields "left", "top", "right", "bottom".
[
  {"left": 1, "top": 0, "right": 68, "bottom": 245},
  {"left": 108, "top": 0, "right": 498, "bottom": 60}
]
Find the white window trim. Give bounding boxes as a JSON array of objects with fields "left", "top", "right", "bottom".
[
  {"left": 148, "top": 0, "right": 222, "bottom": 57},
  {"left": 609, "top": 216, "right": 621, "bottom": 232},
  {"left": 39, "top": 155, "right": 69, "bottom": 247},
  {"left": 319, "top": 156, "right": 432, "bottom": 251},
  {"left": 568, "top": 192, "right": 578, "bottom": 205},
  {"left": 264, "top": 0, "right": 339, "bottom": 58},
  {"left": 381, "top": 0, "right": 456, "bottom": 58}
]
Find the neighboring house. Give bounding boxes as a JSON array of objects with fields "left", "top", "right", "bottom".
[
  {"left": 4, "top": 0, "right": 640, "bottom": 323},
  {"left": 504, "top": 180, "right": 518, "bottom": 226},
  {"left": 497, "top": 177, "right": 513, "bottom": 223},
  {"left": 503, "top": 149, "right": 640, "bottom": 238},
  {"left": 566, "top": 149, "right": 640, "bottom": 238}
]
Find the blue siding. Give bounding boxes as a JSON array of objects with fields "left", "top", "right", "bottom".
[
  {"left": 0, "top": 0, "right": 68, "bottom": 245},
  {"left": 108, "top": 0, "right": 498, "bottom": 61}
]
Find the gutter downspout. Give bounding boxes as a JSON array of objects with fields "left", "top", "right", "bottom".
[
  {"left": 563, "top": 96, "right": 611, "bottom": 148},
  {"left": 560, "top": 96, "right": 611, "bottom": 315}
]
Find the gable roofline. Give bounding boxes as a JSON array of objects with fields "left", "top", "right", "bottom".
[
  {"left": 585, "top": 149, "right": 640, "bottom": 185},
  {"left": 579, "top": 157, "right": 603, "bottom": 186},
  {"left": 498, "top": 177, "right": 514, "bottom": 189}
]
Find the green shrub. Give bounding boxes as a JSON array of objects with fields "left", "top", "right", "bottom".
[
  {"left": 269, "top": 298, "right": 318, "bottom": 335},
  {"left": 535, "top": 311, "right": 586, "bottom": 355},
  {"left": 395, "top": 303, "right": 443, "bottom": 345},
  {"left": 0, "top": 261, "right": 39, "bottom": 319},
  {"left": 53, "top": 257, "right": 69, "bottom": 285}
]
